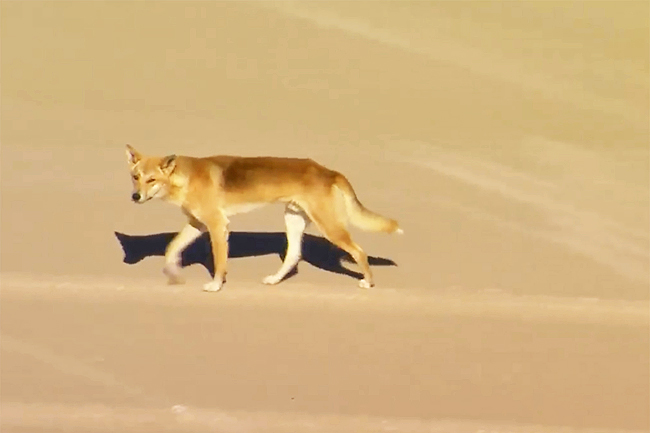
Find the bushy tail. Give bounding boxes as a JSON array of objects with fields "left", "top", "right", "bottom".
[{"left": 334, "top": 175, "right": 403, "bottom": 234}]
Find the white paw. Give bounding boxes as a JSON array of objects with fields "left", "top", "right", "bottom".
[
  {"left": 203, "top": 281, "right": 223, "bottom": 292},
  {"left": 358, "top": 279, "right": 374, "bottom": 289},
  {"left": 163, "top": 264, "right": 185, "bottom": 285},
  {"left": 262, "top": 274, "right": 282, "bottom": 285}
]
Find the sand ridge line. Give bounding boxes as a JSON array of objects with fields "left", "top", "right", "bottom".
[
  {"left": 2, "top": 272, "right": 647, "bottom": 326},
  {"left": 1, "top": 402, "right": 644, "bottom": 433},
  {"left": 0, "top": 334, "right": 153, "bottom": 402},
  {"left": 263, "top": 2, "right": 647, "bottom": 126},
  {"left": 381, "top": 139, "right": 649, "bottom": 285}
]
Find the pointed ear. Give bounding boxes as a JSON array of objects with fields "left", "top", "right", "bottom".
[
  {"left": 159, "top": 154, "right": 177, "bottom": 175},
  {"left": 126, "top": 144, "right": 141, "bottom": 167}
]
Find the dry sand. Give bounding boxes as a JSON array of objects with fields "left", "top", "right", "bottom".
[{"left": 1, "top": 1, "right": 648, "bottom": 432}]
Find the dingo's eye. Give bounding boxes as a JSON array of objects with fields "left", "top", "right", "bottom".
[
  {"left": 132, "top": 174, "right": 139, "bottom": 181},
  {"left": 146, "top": 178, "right": 156, "bottom": 184}
]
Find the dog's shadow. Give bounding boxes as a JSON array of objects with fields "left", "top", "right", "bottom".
[{"left": 114, "top": 231, "right": 397, "bottom": 281}]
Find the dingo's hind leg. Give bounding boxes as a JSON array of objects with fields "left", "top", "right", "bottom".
[
  {"left": 306, "top": 200, "right": 374, "bottom": 288},
  {"left": 263, "top": 203, "right": 310, "bottom": 285}
]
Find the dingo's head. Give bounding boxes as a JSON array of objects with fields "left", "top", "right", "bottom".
[{"left": 126, "top": 144, "right": 177, "bottom": 204}]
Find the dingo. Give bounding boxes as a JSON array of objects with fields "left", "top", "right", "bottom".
[{"left": 125, "top": 145, "right": 403, "bottom": 292}]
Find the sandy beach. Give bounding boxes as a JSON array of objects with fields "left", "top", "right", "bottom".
[{"left": 1, "top": 1, "right": 648, "bottom": 432}]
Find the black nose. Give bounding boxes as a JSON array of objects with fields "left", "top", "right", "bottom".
[{"left": 131, "top": 192, "right": 141, "bottom": 202}]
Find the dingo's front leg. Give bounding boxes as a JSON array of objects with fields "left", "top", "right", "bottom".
[
  {"left": 164, "top": 221, "right": 204, "bottom": 285},
  {"left": 203, "top": 217, "right": 229, "bottom": 292}
]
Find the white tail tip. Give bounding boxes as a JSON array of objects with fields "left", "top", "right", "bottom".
[{"left": 395, "top": 228, "right": 404, "bottom": 235}]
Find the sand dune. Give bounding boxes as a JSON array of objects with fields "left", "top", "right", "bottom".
[{"left": 1, "top": 1, "right": 648, "bottom": 432}]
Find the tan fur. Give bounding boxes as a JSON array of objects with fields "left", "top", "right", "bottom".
[{"left": 125, "top": 144, "right": 402, "bottom": 291}]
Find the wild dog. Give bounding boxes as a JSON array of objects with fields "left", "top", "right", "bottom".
[{"left": 125, "top": 144, "right": 403, "bottom": 292}]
